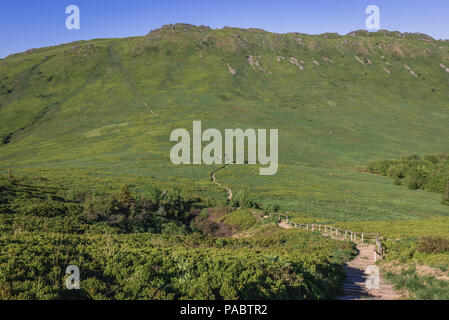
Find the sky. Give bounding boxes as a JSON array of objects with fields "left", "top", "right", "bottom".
[{"left": 1, "top": 0, "right": 448, "bottom": 58}]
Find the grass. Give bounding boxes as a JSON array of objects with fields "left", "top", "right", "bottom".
[
  {"left": 2, "top": 25, "right": 449, "bottom": 226},
  {"left": 2, "top": 24, "right": 449, "bottom": 299},
  {"left": 386, "top": 268, "right": 449, "bottom": 300},
  {"left": 220, "top": 208, "right": 257, "bottom": 230}
]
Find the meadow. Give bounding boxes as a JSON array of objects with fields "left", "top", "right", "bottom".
[{"left": 2, "top": 24, "right": 449, "bottom": 299}]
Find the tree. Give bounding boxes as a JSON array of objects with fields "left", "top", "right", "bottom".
[{"left": 117, "top": 184, "right": 135, "bottom": 210}]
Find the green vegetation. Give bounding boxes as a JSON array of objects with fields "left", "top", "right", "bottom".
[
  {"left": 2, "top": 24, "right": 449, "bottom": 221},
  {"left": 385, "top": 268, "right": 449, "bottom": 300},
  {"left": 367, "top": 154, "right": 449, "bottom": 203},
  {"left": 220, "top": 208, "right": 257, "bottom": 230},
  {"left": 0, "top": 176, "right": 355, "bottom": 299},
  {"left": 2, "top": 24, "right": 449, "bottom": 299},
  {"left": 417, "top": 236, "right": 449, "bottom": 255},
  {"left": 0, "top": 228, "right": 354, "bottom": 300},
  {"left": 382, "top": 237, "right": 449, "bottom": 299}
]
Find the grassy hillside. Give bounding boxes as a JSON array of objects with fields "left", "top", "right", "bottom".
[
  {"left": 2, "top": 24, "right": 449, "bottom": 221},
  {"left": 2, "top": 24, "right": 449, "bottom": 299}
]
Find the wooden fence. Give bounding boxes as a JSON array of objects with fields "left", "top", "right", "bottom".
[{"left": 269, "top": 213, "right": 384, "bottom": 261}]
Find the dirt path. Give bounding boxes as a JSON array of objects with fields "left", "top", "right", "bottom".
[
  {"left": 278, "top": 220, "right": 293, "bottom": 229},
  {"left": 337, "top": 244, "right": 403, "bottom": 300},
  {"left": 277, "top": 222, "right": 403, "bottom": 300},
  {"left": 109, "top": 45, "right": 157, "bottom": 115},
  {"left": 211, "top": 165, "right": 233, "bottom": 200}
]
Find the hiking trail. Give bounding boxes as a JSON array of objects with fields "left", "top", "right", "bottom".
[
  {"left": 211, "top": 165, "right": 233, "bottom": 200},
  {"left": 277, "top": 218, "right": 404, "bottom": 300}
]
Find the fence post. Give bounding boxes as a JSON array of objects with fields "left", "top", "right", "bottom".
[
  {"left": 319, "top": 225, "right": 321, "bottom": 231},
  {"left": 306, "top": 224, "right": 309, "bottom": 230},
  {"left": 354, "top": 233, "right": 357, "bottom": 242},
  {"left": 345, "top": 230, "right": 347, "bottom": 240},
  {"left": 361, "top": 233, "right": 364, "bottom": 244}
]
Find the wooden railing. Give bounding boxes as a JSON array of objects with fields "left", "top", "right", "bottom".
[{"left": 269, "top": 213, "right": 384, "bottom": 261}]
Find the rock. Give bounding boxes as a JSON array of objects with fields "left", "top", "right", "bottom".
[
  {"left": 404, "top": 64, "right": 418, "bottom": 77},
  {"left": 226, "top": 63, "right": 236, "bottom": 75},
  {"left": 354, "top": 56, "right": 365, "bottom": 65},
  {"left": 248, "top": 55, "right": 255, "bottom": 69},
  {"left": 440, "top": 63, "right": 449, "bottom": 73},
  {"left": 247, "top": 55, "right": 268, "bottom": 74},
  {"left": 289, "top": 57, "right": 304, "bottom": 70},
  {"left": 354, "top": 56, "right": 371, "bottom": 66},
  {"left": 295, "top": 37, "right": 304, "bottom": 45}
]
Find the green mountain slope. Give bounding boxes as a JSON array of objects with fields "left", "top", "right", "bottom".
[{"left": 2, "top": 23, "right": 449, "bottom": 221}]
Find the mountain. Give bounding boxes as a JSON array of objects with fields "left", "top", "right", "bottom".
[{"left": 1, "top": 23, "right": 449, "bottom": 221}]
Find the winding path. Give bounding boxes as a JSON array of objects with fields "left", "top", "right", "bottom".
[
  {"left": 211, "top": 165, "right": 233, "bottom": 200},
  {"left": 277, "top": 221, "right": 403, "bottom": 300},
  {"left": 337, "top": 243, "right": 403, "bottom": 300}
]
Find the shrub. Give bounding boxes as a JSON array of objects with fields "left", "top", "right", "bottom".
[
  {"left": 143, "top": 185, "right": 162, "bottom": 204},
  {"left": 64, "top": 185, "right": 89, "bottom": 202},
  {"left": 1, "top": 133, "right": 12, "bottom": 145},
  {"left": 417, "top": 236, "right": 449, "bottom": 254},
  {"left": 231, "top": 186, "right": 257, "bottom": 209},
  {"left": 83, "top": 194, "right": 119, "bottom": 222},
  {"left": 366, "top": 159, "right": 396, "bottom": 175},
  {"left": 424, "top": 155, "right": 439, "bottom": 165},
  {"left": 264, "top": 201, "right": 280, "bottom": 213},
  {"left": 161, "top": 189, "right": 188, "bottom": 220},
  {"left": 116, "top": 184, "right": 135, "bottom": 210},
  {"left": 400, "top": 154, "right": 421, "bottom": 161},
  {"left": 394, "top": 177, "right": 402, "bottom": 185},
  {"left": 10, "top": 197, "right": 69, "bottom": 217},
  {"left": 367, "top": 154, "right": 449, "bottom": 200},
  {"left": 405, "top": 176, "right": 418, "bottom": 190}
]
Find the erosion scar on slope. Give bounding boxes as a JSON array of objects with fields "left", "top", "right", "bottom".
[
  {"left": 109, "top": 45, "right": 157, "bottom": 116},
  {"left": 211, "top": 165, "right": 233, "bottom": 200}
]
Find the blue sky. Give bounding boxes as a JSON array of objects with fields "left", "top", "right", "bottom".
[{"left": 1, "top": 0, "right": 448, "bottom": 58}]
